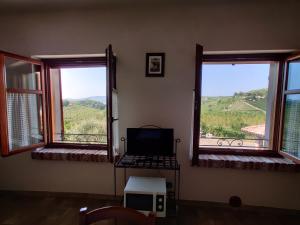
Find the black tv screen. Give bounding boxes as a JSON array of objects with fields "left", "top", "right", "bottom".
[{"left": 127, "top": 128, "right": 174, "bottom": 156}]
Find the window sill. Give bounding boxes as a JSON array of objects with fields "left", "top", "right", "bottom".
[
  {"left": 31, "top": 148, "right": 109, "bottom": 163},
  {"left": 195, "top": 154, "right": 299, "bottom": 172}
]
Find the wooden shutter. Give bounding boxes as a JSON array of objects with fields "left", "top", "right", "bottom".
[
  {"left": 192, "top": 44, "right": 203, "bottom": 165},
  {"left": 106, "top": 45, "right": 118, "bottom": 162}
]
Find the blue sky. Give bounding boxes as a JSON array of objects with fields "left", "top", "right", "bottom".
[
  {"left": 60, "top": 64, "right": 270, "bottom": 99},
  {"left": 287, "top": 61, "right": 300, "bottom": 90},
  {"left": 61, "top": 67, "right": 106, "bottom": 99},
  {"left": 202, "top": 63, "right": 270, "bottom": 96}
]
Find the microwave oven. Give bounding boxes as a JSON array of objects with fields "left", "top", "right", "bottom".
[{"left": 124, "top": 176, "right": 166, "bottom": 217}]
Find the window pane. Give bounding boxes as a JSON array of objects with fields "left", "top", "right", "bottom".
[
  {"left": 7, "top": 93, "right": 44, "bottom": 151},
  {"left": 287, "top": 60, "right": 300, "bottom": 90},
  {"left": 282, "top": 94, "right": 300, "bottom": 158},
  {"left": 52, "top": 67, "right": 107, "bottom": 144},
  {"left": 200, "top": 63, "right": 274, "bottom": 150},
  {"left": 5, "top": 57, "right": 41, "bottom": 90}
]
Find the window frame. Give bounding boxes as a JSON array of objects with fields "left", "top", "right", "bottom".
[
  {"left": 192, "top": 46, "right": 290, "bottom": 165},
  {"left": 0, "top": 51, "right": 47, "bottom": 156},
  {"left": 43, "top": 57, "right": 109, "bottom": 150},
  {"left": 278, "top": 54, "right": 300, "bottom": 163},
  {"left": 0, "top": 45, "right": 117, "bottom": 162}
]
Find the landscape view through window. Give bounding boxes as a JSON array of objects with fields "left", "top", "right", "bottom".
[
  {"left": 200, "top": 63, "right": 271, "bottom": 149},
  {"left": 60, "top": 67, "right": 107, "bottom": 144}
]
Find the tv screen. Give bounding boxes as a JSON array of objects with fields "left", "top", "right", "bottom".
[{"left": 127, "top": 128, "right": 174, "bottom": 156}]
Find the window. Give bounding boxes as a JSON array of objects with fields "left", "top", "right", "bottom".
[
  {"left": 44, "top": 53, "right": 117, "bottom": 160},
  {"left": 191, "top": 44, "right": 298, "bottom": 165},
  {"left": 280, "top": 55, "right": 300, "bottom": 162},
  {"left": 0, "top": 45, "right": 117, "bottom": 161},
  {"left": 0, "top": 52, "right": 46, "bottom": 156},
  {"left": 200, "top": 62, "right": 276, "bottom": 150},
  {"left": 48, "top": 66, "right": 107, "bottom": 146}
]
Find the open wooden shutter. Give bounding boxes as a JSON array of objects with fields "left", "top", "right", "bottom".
[
  {"left": 279, "top": 53, "right": 300, "bottom": 163},
  {"left": 0, "top": 51, "right": 46, "bottom": 156},
  {"left": 106, "top": 45, "right": 118, "bottom": 162},
  {"left": 191, "top": 44, "right": 203, "bottom": 165}
]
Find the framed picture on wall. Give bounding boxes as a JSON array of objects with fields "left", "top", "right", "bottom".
[{"left": 146, "top": 53, "right": 165, "bottom": 77}]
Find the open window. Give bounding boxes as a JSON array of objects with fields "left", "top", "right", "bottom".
[
  {"left": 47, "top": 64, "right": 107, "bottom": 146},
  {"left": 0, "top": 51, "right": 46, "bottom": 156},
  {"left": 199, "top": 61, "right": 279, "bottom": 150},
  {"left": 192, "top": 44, "right": 298, "bottom": 165},
  {"left": 279, "top": 54, "right": 300, "bottom": 163},
  {"left": 0, "top": 45, "right": 118, "bottom": 161},
  {"left": 44, "top": 45, "right": 117, "bottom": 160}
]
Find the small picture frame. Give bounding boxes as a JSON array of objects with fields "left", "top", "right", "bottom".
[{"left": 146, "top": 53, "right": 165, "bottom": 77}]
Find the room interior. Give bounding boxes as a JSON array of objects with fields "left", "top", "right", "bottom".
[{"left": 0, "top": 0, "right": 300, "bottom": 224}]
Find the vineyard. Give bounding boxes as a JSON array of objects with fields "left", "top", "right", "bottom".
[
  {"left": 63, "top": 98, "right": 107, "bottom": 143},
  {"left": 61, "top": 89, "right": 268, "bottom": 144},
  {"left": 201, "top": 89, "right": 267, "bottom": 139}
]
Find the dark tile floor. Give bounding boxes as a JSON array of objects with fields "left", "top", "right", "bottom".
[{"left": 0, "top": 193, "right": 299, "bottom": 225}]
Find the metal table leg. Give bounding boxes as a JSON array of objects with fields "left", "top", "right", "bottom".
[
  {"left": 178, "top": 167, "right": 180, "bottom": 200},
  {"left": 114, "top": 166, "right": 116, "bottom": 197},
  {"left": 174, "top": 169, "right": 177, "bottom": 200},
  {"left": 124, "top": 168, "right": 127, "bottom": 186}
]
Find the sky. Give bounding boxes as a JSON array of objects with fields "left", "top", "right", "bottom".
[
  {"left": 287, "top": 61, "right": 300, "bottom": 90},
  {"left": 61, "top": 67, "right": 106, "bottom": 99},
  {"left": 60, "top": 63, "right": 271, "bottom": 99},
  {"left": 202, "top": 63, "right": 270, "bottom": 96}
]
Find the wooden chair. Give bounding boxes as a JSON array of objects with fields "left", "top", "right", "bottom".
[{"left": 79, "top": 206, "right": 155, "bottom": 225}]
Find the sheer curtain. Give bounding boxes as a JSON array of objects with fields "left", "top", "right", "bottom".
[
  {"left": 7, "top": 93, "right": 42, "bottom": 151},
  {"left": 283, "top": 95, "right": 300, "bottom": 157}
]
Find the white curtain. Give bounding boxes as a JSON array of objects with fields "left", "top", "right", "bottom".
[
  {"left": 283, "top": 96, "right": 300, "bottom": 157},
  {"left": 7, "top": 93, "right": 42, "bottom": 151}
]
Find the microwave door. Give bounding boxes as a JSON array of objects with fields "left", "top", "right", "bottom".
[{"left": 125, "top": 193, "right": 153, "bottom": 211}]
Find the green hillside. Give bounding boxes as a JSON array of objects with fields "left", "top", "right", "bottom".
[
  {"left": 61, "top": 89, "right": 267, "bottom": 143},
  {"left": 236, "top": 88, "right": 267, "bottom": 111},
  {"left": 245, "top": 98, "right": 266, "bottom": 111},
  {"left": 63, "top": 99, "right": 107, "bottom": 143},
  {"left": 201, "top": 89, "right": 267, "bottom": 139}
]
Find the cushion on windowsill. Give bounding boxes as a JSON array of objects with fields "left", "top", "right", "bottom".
[
  {"left": 196, "top": 154, "right": 299, "bottom": 172},
  {"left": 31, "top": 148, "right": 109, "bottom": 162}
]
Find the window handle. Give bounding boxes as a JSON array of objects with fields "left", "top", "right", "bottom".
[{"left": 112, "top": 117, "right": 119, "bottom": 122}]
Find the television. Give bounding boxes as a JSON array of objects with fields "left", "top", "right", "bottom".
[{"left": 127, "top": 128, "right": 174, "bottom": 156}]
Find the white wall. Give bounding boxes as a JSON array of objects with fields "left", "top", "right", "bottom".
[{"left": 0, "top": 0, "right": 300, "bottom": 210}]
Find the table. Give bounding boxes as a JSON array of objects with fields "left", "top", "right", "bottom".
[{"left": 114, "top": 154, "right": 181, "bottom": 200}]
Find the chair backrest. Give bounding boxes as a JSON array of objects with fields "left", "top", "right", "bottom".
[{"left": 79, "top": 206, "right": 155, "bottom": 225}]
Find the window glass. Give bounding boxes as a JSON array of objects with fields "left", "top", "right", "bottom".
[
  {"left": 287, "top": 60, "right": 300, "bottom": 90},
  {"left": 200, "top": 63, "right": 275, "bottom": 149},
  {"left": 7, "top": 93, "right": 43, "bottom": 151},
  {"left": 282, "top": 94, "right": 300, "bottom": 158},
  {"left": 5, "top": 57, "right": 41, "bottom": 90}
]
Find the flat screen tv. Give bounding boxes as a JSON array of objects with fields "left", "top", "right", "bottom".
[{"left": 127, "top": 128, "right": 174, "bottom": 156}]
